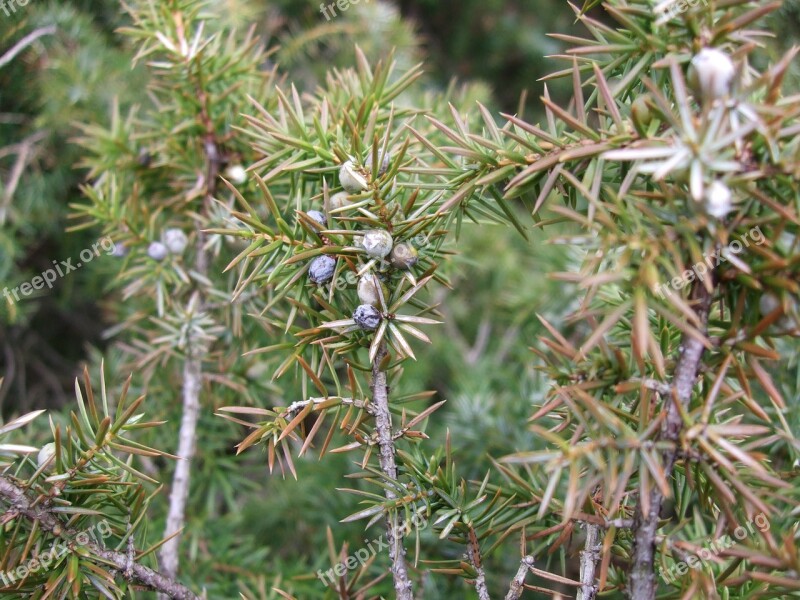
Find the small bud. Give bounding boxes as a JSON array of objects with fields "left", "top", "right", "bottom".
[
  {"left": 111, "top": 243, "right": 128, "bottom": 258},
  {"left": 329, "top": 191, "right": 352, "bottom": 210},
  {"left": 38, "top": 443, "right": 56, "bottom": 471},
  {"left": 689, "top": 48, "right": 735, "bottom": 103},
  {"left": 759, "top": 293, "right": 781, "bottom": 317},
  {"left": 308, "top": 255, "right": 336, "bottom": 284},
  {"left": 357, "top": 274, "right": 387, "bottom": 307},
  {"left": 306, "top": 210, "right": 327, "bottom": 227},
  {"left": 631, "top": 95, "right": 653, "bottom": 135},
  {"left": 759, "top": 292, "right": 797, "bottom": 332},
  {"left": 225, "top": 165, "right": 248, "bottom": 184},
  {"left": 339, "top": 160, "right": 369, "bottom": 193},
  {"left": 137, "top": 148, "right": 152, "bottom": 167},
  {"left": 390, "top": 243, "right": 418, "bottom": 270},
  {"left": 362, "top": 230, "right": 393, "bottom": 259},
  {"left": 147, "top": 241, "right": 168, "bottom": 261},
  {"left": 353, "top": 304, "right": 382, "bottom": 331},
  {"left": 163, "top": 228, "right": 188, "bottom": 254},
  {"left": 377, "top": 151, "right": 390, "bottom": 177},
  {"left": 704, "top": 181, "right": 733, "bottom": 219}
]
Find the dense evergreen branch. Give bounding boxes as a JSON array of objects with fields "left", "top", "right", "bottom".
[
  {"left": 0, "top": 475, "right": 199, "bottom": 600},
  {"left": 159, "top": 43, "right": 222, "bottom": 586}
]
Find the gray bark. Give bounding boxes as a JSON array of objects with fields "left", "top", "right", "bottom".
[
  {"left": 628, "top": 283, "right": 713, "bottom": 599},
  {"left": 159, "top": 356, "right": 202, "bottom": 584},
  {"left": 504, "top": 556, "right": 535, "bottom": 600},
  {"left": 577, "top": 523, "right": 601, "bottom": 600},
  {"left": 371, "top": 342, "right": 414, "bottom": 600}
]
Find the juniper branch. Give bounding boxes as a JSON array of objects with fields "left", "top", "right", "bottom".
[
  {"left": 0, "top": 26, "right": 57, "bottom": 69},
  {"left": 504, "top": 555, "right": 535, "bottom": 600},
  {"left": 371, "top": 342, "right": 414, "bottom": 600},
  {"left": 467, "top": 526, "right": 491, "bottom": 600},
  {"left": 628, "top": 281, "right": 714, "bottom": 599},
  {"left": 577, "top": 522, "right": 601, "bottom": 600},
  {"left": 0, "top": 475, "right": 199, "bottom": 600},
  {"left": 159, "top": 56, "right": 222, "bottom": 585}
]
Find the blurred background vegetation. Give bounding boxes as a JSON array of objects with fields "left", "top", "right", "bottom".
[{"left": 1, "top": 1, "right": 799, "bottom": 597}]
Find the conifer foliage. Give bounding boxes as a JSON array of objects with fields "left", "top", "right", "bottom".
[{"left": 0, "top": 1, "right": 798, "bottom": 599}]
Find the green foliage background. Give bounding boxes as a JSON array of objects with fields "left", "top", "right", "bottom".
[{"left": 1, "top": 1, "right": 799, "bottom": 598}]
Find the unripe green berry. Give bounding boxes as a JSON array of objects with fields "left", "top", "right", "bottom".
[
  {"left": 631, "top": 95, "right": 653, "bottom": 135},
  {"left": 362, "top": 230, "right": 393, "bottom": 259},
  {"left": 309, "top": 255, "right": 336, "bottom": 284},
  {"left": 353, "top": 304, "right": 382, "bottom": 330},
  {"left": 390, "top": 242, "right": 418, "bottom": 270}
]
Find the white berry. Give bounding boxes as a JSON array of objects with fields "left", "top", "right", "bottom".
[
  {"left": 759, "top": 293, "right": 781, "bottom": 317},
  {"left": 164, "top": 228, "right": 188, "bottom": 254},
  {"left": 362, "top": 230, "right": 393, "bottom": 259},
  {"left": 330, "top": 191, "right": 352, "bottom": 210},
  {"left": 689, "top": 48, "right": 735, "bottom": 103},
  {"left": 306, "top": 210, "right": 327, "bottom": 227},
  {"left": 704, "top": 181, "right": 733, "bottom": 219},
  {"left": 225, "top": 165, "right": 248, "bottom": 184},
  {"left": 358, "top": 274, "right": 386, "bottom": 307},
  {"left": 38, "top": 443, "right": 56, "bottom": 471},
  {"left": 147, "top": 241, "right": 168, "bottom": 261},
  {"left": 339, "top": 160, "right": 369, "bottom": 193}
]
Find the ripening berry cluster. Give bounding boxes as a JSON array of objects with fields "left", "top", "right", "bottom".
[
  {"left": 145, "top": 228, "right": 189, "bottom": 262},
  {"left": 306, "top": 153, "right": 420, "bottom": 332}
]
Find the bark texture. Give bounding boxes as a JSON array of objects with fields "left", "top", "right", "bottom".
[
  {"left": 577, "top": 522, "right": 601, "bottom": 600},
  {"left": 628, "top": 282, "right": 713, "bottom": 599},
  {"left": 504, "top": 555, "right": 535, "bottom": 600},
  {"left": 371, "top": 342, "right": 414, "bottom": 600},
  {"left": 159, "top": 356, "right": 202, "bottom": 582}
]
